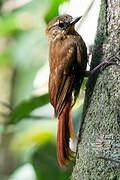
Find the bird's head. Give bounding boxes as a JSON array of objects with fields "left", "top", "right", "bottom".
[{"left": 46, "top": 14, "right": 82, "bottom": 41}]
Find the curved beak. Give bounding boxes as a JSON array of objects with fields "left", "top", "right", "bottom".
[{"left": 69, "top": 16, "right": 82, "bottom": 26}]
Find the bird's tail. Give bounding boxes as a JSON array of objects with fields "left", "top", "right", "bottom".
[{"left": 57, "top": 99, "right": 78, "bottom": 167}]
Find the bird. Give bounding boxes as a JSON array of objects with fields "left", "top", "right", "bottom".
[
  {"left": 46, "top": 14, "right": 116, "bottom": 167},
  {"left": 46, "top": 14, "right": 87, "bottom": 167}
]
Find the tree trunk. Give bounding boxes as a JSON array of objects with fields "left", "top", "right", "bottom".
[{"left": 72, "top": 0, "right": 120, "bottom": 179}]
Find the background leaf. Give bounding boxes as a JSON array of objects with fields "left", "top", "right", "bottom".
[
  {"left": 9, "top": 94, "right": 49, "bottom": 123},
  {"left": 31, "top": 143, "right": 71, "bottom": 180}
]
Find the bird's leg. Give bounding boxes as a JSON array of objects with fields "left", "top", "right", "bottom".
[{"left": 84, "top": 56, "right": 119, "bottom": 77}]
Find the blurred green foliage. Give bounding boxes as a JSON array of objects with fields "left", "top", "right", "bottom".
[
  {"left": 9, "top": 94, "right": 49, "bottom": 123},
  {"left": 0, "top": 0, "right": 86, "bottom": 179},
  {"left": 31, "top": 143, "right": 71, "bottom": 180},
  {"left": 10, "top": 120, "right": 57, "bottom": 155},
  {"left": 45, "top": 0, "right": 69, "bottom": 23}
]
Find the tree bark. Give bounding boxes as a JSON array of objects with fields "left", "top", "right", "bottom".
[{"left": 72, "top": 0, "right": 120, "bottom": 179}]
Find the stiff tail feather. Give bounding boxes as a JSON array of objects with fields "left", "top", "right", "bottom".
[{"left": 57, "top": 99, "right": 78, "bottom": 167}]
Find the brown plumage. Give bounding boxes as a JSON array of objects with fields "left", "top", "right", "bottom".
[{"left": 46, "top": 14, "right": 87, "bottom": 167}]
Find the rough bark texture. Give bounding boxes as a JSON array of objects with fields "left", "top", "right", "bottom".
[{"left": 72, "top": 0, "right": 120, "bottom": 179}]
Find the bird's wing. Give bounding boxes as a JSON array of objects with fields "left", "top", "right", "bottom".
[
  {"left": 76, "top": 35, "right": 87, "bottom": 70},
  {"left": 55, "top": 73, "right": 75, "bottom": 117},
  {"left": 49, "top": 67, "right": 75, "bottom": 117},
  {"left": 49, "top": 42, "right": 77, "bottom": 117},
  {"left": 72, "top": 36, "right": 87, "bottom": 100}
]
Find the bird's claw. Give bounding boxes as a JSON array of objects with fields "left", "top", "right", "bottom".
[{"left": 105, "top": 55, "right": 120, "bottom": 66}]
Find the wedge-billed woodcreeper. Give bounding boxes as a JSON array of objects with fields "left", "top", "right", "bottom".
[{"left": 46, "top": 14, "right": 115, "bottom": 167}]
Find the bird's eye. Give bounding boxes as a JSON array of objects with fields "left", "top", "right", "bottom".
[{"left": 58, "top": 22, "right": 64, "bottom": 28}]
